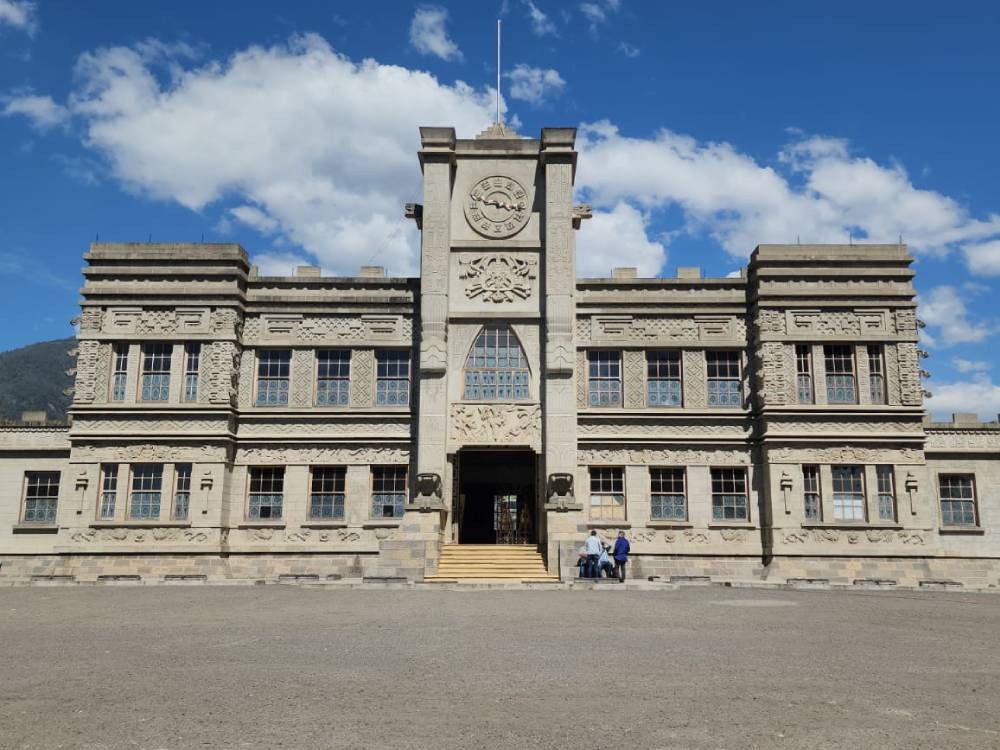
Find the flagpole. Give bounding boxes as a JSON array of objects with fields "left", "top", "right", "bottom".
[{"left": 496, "top": 19, "right": 501, "bottom": 125}]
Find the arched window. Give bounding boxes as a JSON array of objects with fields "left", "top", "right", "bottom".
[{"left": 463, "top": 325, "right": 530, "bottom": 400}]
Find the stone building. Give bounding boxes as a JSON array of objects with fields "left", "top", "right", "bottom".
[{"left": 2, "top": 124, "right": 1000, "bottom": 587}]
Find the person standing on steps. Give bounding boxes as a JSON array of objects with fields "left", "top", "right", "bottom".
[
  {"left": 613, "top": 531, "right": 630, "bottom": 583},
  {"left": 584, "top": 529, "right": 603, "bottom": 579}
]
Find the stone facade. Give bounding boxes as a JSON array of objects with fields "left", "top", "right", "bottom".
[{"left": 2, "top": 124, "right": 1000, "bottom": 587}]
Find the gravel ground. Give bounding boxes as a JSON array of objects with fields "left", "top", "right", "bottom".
[{"left": 1, "top": 585, "right": 999, "bottom": 749}]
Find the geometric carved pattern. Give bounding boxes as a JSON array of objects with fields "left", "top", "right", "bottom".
[
  {"left": 205, "top": 341, "right": 240, "bottom": 406},
  {"left": 896, "top": 342, "right": 923, "bottom": 406},
  {"left": 351, "top": 349, "right": 374, "bottom": 407},
  {"left": 623, "top": 350, "right": 645, "bottom": 408},
  {"left": 73, "top": 340, "right": 102, "bottom": 404},
  {"left": 682, "top": 350, "right": 705, "bottom": 408},
  {"left": 885, "top": 345, "right": 901, "bottom": 406},
  {"left": 576, "top": 349, "right": 587, "bottom": 409},
  {"left": 756, "top": 342, "right": 787, "bottom": 406},
  {"left": 242, "top": 315, "right": 411, "bottom": 345},
  {"left": 238, "top": 348, "right": 255, "bottom": 408},
  {"left": 786, "top": 309, "right": 888, "bottom": 336},
  {"left": 291, "top": 350, "right": 313, "bottom": 407},
  {"left": 579, "top": 316, "right": 747, "bottom": 345}
]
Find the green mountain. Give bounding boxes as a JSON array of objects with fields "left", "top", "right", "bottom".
[{"left": 0, "top": 338, "right": 75, "bottom": 423}]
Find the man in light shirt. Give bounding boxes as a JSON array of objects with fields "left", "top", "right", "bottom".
[{"left": 584, "top": 529, "right": 603, "bottom": 578}]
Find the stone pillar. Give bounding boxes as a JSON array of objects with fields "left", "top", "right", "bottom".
[{"left": 540, "top": 128, "right": 583, "bottom": 576}]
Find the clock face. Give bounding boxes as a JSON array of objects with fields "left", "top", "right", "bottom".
[{"left": 464, "top": 176, "right": 529, "bottom": 238}]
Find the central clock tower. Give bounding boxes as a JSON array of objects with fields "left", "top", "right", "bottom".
[{"left": 409, "top": 124, "right": 584, "bottom": 572}]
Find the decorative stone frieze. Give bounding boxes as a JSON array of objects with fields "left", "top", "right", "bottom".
[
  {"left": 780, "top": 529, "right": 927, "bottom": 546},
  {"left": 577, "top": 422, "right": 748, "bottom": 438},
  {"left": 238, "top": 421, "right": 410, "bottom": 437},
  {"left": 925, "top": 430, "right": 1000, "bottom": 452},
  {"left": 766, "top": 447, "right": 924, "bottom": 463},
  {"left": 79, "top": 308, "right": 104, "bottom": 332},
  {"left": 242, "top": 314, "right": 411, "bottom": 345},
  {"left": 623, "top": 350, "right": 645, "bottom": 408},
  {"left": 785, "top": 309, "right": 890, "bottom": 337},
  {"left": 896, "top": 342, "right": 923, "bottom": 406},
  {"left": 71, "top": 443, "right": 228, "bottom": 462},
  {"left": 237, "top": 445, "right": 409, "bottom": 464},
  {"left": 72, "top": 418, "right": 231, "bottom": 435},
  {"left": 104, "top": 307, "right": 211, "bottom": 335},
  {"left": 578, "top": 315, "right": 747, "bottom": 345},
  {"left": 458, "top": 255, "right": 537, "bottom": 303},
  {"left": 449, "top": 404, "right": 541, "bottom": 444},
  {"left": 765, "top": 420, "right": 922, "bottom": 436},
  {"left": 69, "top": 528, "right": 216, "bottom": 544},
  {"left": 579, "top": 448, "right": 751, "bottom": 464},
  {"left": 73, "top": 340, "right": 103, "bottom": 404}
]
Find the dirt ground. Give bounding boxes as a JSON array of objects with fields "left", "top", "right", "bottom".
[{"left": 2, "top": 585, "right": 999, "bottom": 749}]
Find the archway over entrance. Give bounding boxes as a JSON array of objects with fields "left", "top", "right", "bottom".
[{"left": 456, "top": 450, "right": 536, "bottom": 544}]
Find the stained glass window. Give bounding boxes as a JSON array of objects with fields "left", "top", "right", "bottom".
[
  {"left": 868, "top": 345, "right": 886, "bottom": 405},
  {"left": 248, "top": 467, "right": 284, "bottom": 519},
  {"left": 711, "top": 467, "right": 748, "bottom": 521},
  {"left": 183, "top": 343, "right": 200, "bottom": 402},
  {"left": 463, "top": 325, "right": 529, "bottom": 400},
  {"left": 372, "top": 466, "right": 406, "bottom": 518},
  {"left": 376, "top": 351, "right": 410, "bottom": 406},
  {"left": 876, "top": 465, "right": 895, "bottom": 521},
  {"left": 130, "top": 464, "right": 163, "bottom": 520},
  {"left": 111, "top": 344, "right": 128, "bottom": 401},
  {"left": 824, "top": 345, "right": 856, "bottom": 404},
  {"left": 796, "top": 345, "right": 814, "bottom": 404},
  {"left": 802, "top": 465, "right": 821, "bottom": 521},
  {"left": 588, "top": 351, "right": 622, "bottom": 407},
  {"left": 256, "top": 350, "right": 291, "bottom": 406},
  {"left": 310, "top": 467, "right": 346, "bottom": 519},
  {"left": 831, "top": 465, "right": 865, "bottom": 521}
]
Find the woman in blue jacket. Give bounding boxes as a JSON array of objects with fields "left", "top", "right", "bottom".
[{"left": 612, "top": 531, "right": 630, "bottom": 582}]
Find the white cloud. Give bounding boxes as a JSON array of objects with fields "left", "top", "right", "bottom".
[
  {"left": 2, "top": 93, "right": 68, "bottom": 129},
  {"left": 576, "top": 202, "right": 666, "bottom": 277},
  {"left": 506, "top": 64, "right": 565, "bottom": 105},
  {"left": 253, "top": 251, "right": 314, "bottom": 277},
  {"left": 917, "top": 286, "right": 997, "bottom": 346},
  {"left": 617, "top": 42, "right": 640, "bottom": 58},
  {"left": 576, "top": 122, "right": 1000, "bottom": 260},
  {"left": 55, "top": 34, "right": 493, "bottom": 276},
  {"left": 952, "top": 357, "right": 990, "bottom": 374},
  {"left": 926, "top": 375, "right": 1000, "bottom": 421},
  {"left": 579, "top": 0, "right": 619, "bottom": 31},
  {"left": 522, "top": 0, "right": 557, "bottom": 36},
  {"left": 964, "top": 239, "right": 1000, "bottom": 276},
  {"left": 0, "top": 0, "right": 37, "bottom": 36},
  {"left": 409, "top": 6, "right": 462, "bottom": 62}
]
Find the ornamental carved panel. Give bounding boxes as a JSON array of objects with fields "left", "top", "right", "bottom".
[
  {"left": 105, "top": 307, "right": 210, "bottom": 335},
  {"left": 579, "top": 448, "right": 751, "bottom": 465},
  {"left": 766, "top": 447, "right": 924, "bottom": 463},
  {"left": 458, "top": 255, "right": 537, "bottom": 303},
  {"left": 350, "top": 349, "right": 374, "bottom": 407},
  {"left": 243, "top": 314, "right": 410, "bottom": 345},
  {"left": 449, "top": 404, "right": 541, "bottom": 445},
  {"left": 896, "top": 342, "right": 923, "bottom": 406},
  {"left": 581, "top": 316, "right": 747, "bottom": 345},
  {"left": 623, "top": 350, "right": 645, "bottom": 409},
  {"left": 785, "top": 309, "right": 889, "bottom": 337},
  {"left": 237, "top": 446, "right": 409, "bottom": 464},
  {"left": 73, "top": 340, "right": 103, "bottom": 404}
]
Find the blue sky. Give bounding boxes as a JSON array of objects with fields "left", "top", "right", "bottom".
[{"left": 2, "top": 0, "right": 1000, "bottom": 417}]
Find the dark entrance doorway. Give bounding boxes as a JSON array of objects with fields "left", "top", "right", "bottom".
[{"left": 457, "top": 450, "right": 536, "bottom": 544}]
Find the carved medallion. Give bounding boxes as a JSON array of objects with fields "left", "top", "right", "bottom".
[
  {"left": 464, "top": 176, "right": 529, "bottom": 238},
  {"left": 459, "top": 255, "right": 537, "bottom": 303}
]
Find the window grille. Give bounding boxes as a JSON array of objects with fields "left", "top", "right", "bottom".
[
  {"left": 129, "top": 464, "right": 163, "bottom": 520},
  {"left": 141, "top": 343, "right": 172, "bottom": 401},
  {"left": 650, "top": 468, "right": 685, "bottom": 520},
  {"left": 256, "top": 350, "right": 291, "bottom": 406},
  {"left": 796, "top": 345, "right": 814, "bottom": 404},
  {"left": 183, "top": 343, "right": 200, "bottom": 402},
  {"left": 824, "top": 345, "right": 856, "bottom": 404},
  {"left": 587, "top": 351, "right": 622, "bottom": 407},
  {"left": 831, "top": 465, "right": 865, "bottom": 521},
  {"left": 317, "top": 350, "right": 351, "bottom": 406},
  {"left": 22, "top": 471, "right": 60, "bottom": 524},
  {"left": 706, "top": 351, "right": 741, "bottom": 407},
  {"left": 248, "top": 467, "right": 284, "bottom": 519},
  {"left": 711, "top": 467, "right": 748, "bottom": 521},
  {"left": 589, "top": 466, "right": 625, "bottom": 520},
  {"left": 463, "top": 326, "right": 529, "bottom": 400},
  {"left": 99, "top": 464, "right": 118, "bottom": 519},
  {"left": 372, "top": 466, "right": 406, "bottom": 518},
  {"left": 939, "top": 475, "right": 977, "bottom": 526},
  {"left": 376, "top": 351, "right": 410, "bottom": 406},
  {"left": 802, "top": 465, "right": 821, "bottom": 521},
  {"left": 310, "top": 467, "right": 346, "bottom": 519},
  {"left": 647, "top": 351, "right": 682, "bottom": 406},
  {"left": 174, "top": 464, "right": 192, "bottom": 520},
  {"left": 868, "top": 345, "right": 886, "bottom": 405}
]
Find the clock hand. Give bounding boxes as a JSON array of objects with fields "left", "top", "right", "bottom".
[{"left": 480, "top": 196, "right": 517, "bottom": 211}]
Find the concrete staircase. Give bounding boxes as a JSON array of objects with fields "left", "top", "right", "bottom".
[{"left": 425, "top": 544, "right": 559, "bottom": 582}]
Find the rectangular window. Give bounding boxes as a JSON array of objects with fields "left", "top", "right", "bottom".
[
  {"left": 939, "top": 474, "right": 978, "bottom": 527},
  {"left": 21, "top": 471, "right": 60, "bottom": 524},
  {"left": 706, "top": 351, "right": 742, "bottom": 408},
  {"left": 796, "top": 345, "right": 814, "bottom": 404},
  {"left": 140, "top": 343, "right": 172, "bottom": 401},
  {"left": 650, "top": 468, "right": 685, "bottom": 520},
  {"left": 183, "top": 343, "right": 201, "bottom": 402},
  {"left": 876, "top": 465, "right": 896, "bottom": 521},
  {"left": 802, "top": 465, "right": 821, "bottom": 521},
  {"left": 587, "top": 351, "right": 622, "bottom": 407},
  {"left": 824, "top": 345, "right": 857, "bottom": 404},
  {"left": 310, "top": 467, "right": 346, "bottom": 519},
  {"left": 111, "top": 344, "right": 129, "bottom": 401},
  {"left": 317, "top": 350, "right": 351, "bottom": 406},
  {"left": 248, "top": 467, "right": 284, "bottom": 520},
  {"left": 98, "top": 463, "right": 118, "bottom": 520},
  {"left": 129, "top": 464, "right": 163, "bottom": 520},
  {"left": 711, "top": 467, "right": 748, "bottom": 521},
  {"left": 372, "top": 466, "right": 406, "bottom": 518},
  {"left": 831, "top": 465, "right": 865, "bottom": 521},
  {"left": 647, "top": 351, "right": 682, "bottom": 406},
  {"left": 376, "top": 350, "right": 410, "bottom": 406},
  {"left": 589, "top": 466, "right": 625, "bottom": 520},
  {"left": 868, "top": 345, "right": 886, "bottom": 405},
  {"left": 173, "top": 464, "right": 192, "bottom": 520},
  {"left": 256, "top": 350, "right": 291, "bottom": 406}
]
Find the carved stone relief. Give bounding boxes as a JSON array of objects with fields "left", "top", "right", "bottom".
[
  {"left": 894, "top": 309, "right": 918, "bottom": 334},
  {"left": 785, "top": 309, "right": 889, "bottom": 337},
  {"left": 580, "top": 316, "right": 747, "bottom": 345},
  {"left": 105, "top": 307, "right": 210, "bottom": 335},
  {"left": 69, "top": 528, "right": 214, "bottom": 544},
  {"left": 73, "top": 418, "right": 230, "bottom": 434},
  {"left": 576, "top": 350, "right": 587, "bottom": 409},
  {"left": 449, "top": 404, "right": 541, "bottom": 444},
  {"left": 682, "top": 350, "right": 706, "bottom": 408},
  {"left": 291, "top": 350, "right": 313, "bottom": 407},
  {"left": 237, "top": 445, "right": 409, "bottom": 464},
  {"left": 458, "top": 255, "right": 537, "bottom": 303},
  {"left": 756, "top": 341, "right": 788, "bottom": 406},
  {"left": 79, "top": 308, "right": 104, "bottom": 333},
  {"left": 765, "top": 420, "right": 922, "bottom": 435},
  {"left": 579, "top": 448, "right": 751, "bottom": 465},
  {"left": 243, "top": 314, "right": 410, "bottom": 345},
  {"left": 623, "top": 350, "right": 645, "bottom": 409},
  {"left": 73, "top": 340, "right": 103, "bottom": 404},
  {"left": 238, "top": 348, "right": 255, "bottom": 408},
  {"left": 896, "top": 342, "right": 923, "bottom": 406},
  {"left": 766, "top": 447, "right": 924, "bottom": 463},
  {"left": 577, "top": 423, "right": 749, "bottom": 438},
  {"left": 71, "top": 443, "right": 228, "bottom": 463},
  {"left": 351, "top": 349, "right": 374, "bottom": 407},
  {"left": 885, "top": 345, "right": 901, "bottom": 406},
  {"left": 781, "top": 529, "right": 926, "bottom": 546},
  {"left": 202, "top": 341, "right": 240, "bottom": 406},
  {"left": 238, "top": 421, "right": 410, "bottom": 436},
  {"left": 925, "top": 431, "right": 1000, "bottom": 451}
]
